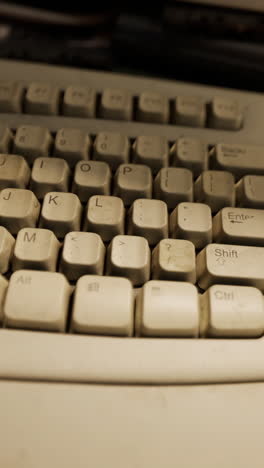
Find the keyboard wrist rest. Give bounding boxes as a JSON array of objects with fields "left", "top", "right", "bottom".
[{"left": 1, "top": 329, "right": 264, "bottom": 384}]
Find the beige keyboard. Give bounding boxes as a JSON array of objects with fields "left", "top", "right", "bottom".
[{"left": 1, "top": 59, "right": 264, "bottom": 385}]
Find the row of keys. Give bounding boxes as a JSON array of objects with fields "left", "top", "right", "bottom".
[
  {"left": 0, "top": 271, "right": 263, "bottom": 338},
  {"left": 0, "top": 125, "right": 263, "bottom": 177},
  {"left": 0, "top": 81, "right": 243, "bottom": 129},
  {"left": 1, "top": 224, "right": 264, "bottom": 286},
  {"left": 0, "top": 153, "right": 264, "bottom": 211},
  {"left": 0, "top": 189, "right": 263, "bottom": 247}
]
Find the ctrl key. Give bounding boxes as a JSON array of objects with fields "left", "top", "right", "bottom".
[
  {"left": 3, "top": 270, "right": 71, "bottom": 332},
  {"left": 200, "top": 285, "right": 264, "bottom": 338}
]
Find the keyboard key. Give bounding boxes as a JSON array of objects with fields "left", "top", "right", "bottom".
[
  {"left": 152, "top": 239, "right": 196, "bottom": 283},
  {"left": 99, "top": 88, "right": 133, "bottom": 121},
  {"left": 25, "top": 82, "right": 60, "bottom": 115},
  {"left": 40, "top": 192, "right": 82, "bottom": 238},
  {"left": 84, "top": 195, "right": 125, "bottom": 242},
  {"left": 132, "top": 135, "right": 169, "bottom": 174},
  {"left": 135, "top": 281, "right": 199, "bottom": 337},
  {"left": 0, "top": 81, "right": 23, "bottom": 113},
  {"left": 72, "top": 160, "right": 111, "bottom": 202},
  {"left": 200, "top": 285, "right": 264, "bottom": 338},
  {"left": 0, "top": 154, "right": 30, "bottom": 189},
  {"left": 12, "top": 228, "right": 60, "bottom": 271},
  {"left": 0, "top": 274, "right": 8, "bottom": 323},
  {"left": 106, "top": 235, "right": 150, "bottom": 286},
  {"left": 62, "top": 85, "right": 96, "bottom": 118},
  {"left": 13, "top": 125, "right": 52, "bottom": 164},
  {"left": 0, "top": 188, "right": 40, "bottom": 234},
  {"left": 93, "top": 132, "right": 130, "bottom": 170},
  {"left": 213, "top": 207, "right": 264, "bottom": 246},
  {"left": 136, "top": 92, "right": 169, "bottom": 123},
  {"left": 236, "top": 175, "right": 264, "bottom": 209},
  {"left": 82, "top": 196, "right": 122, "bottom": 245},
  {"left": 114, "top": 163, "right": 152, "bottom": 206},
  {"left": 0, "top": 226, "right": 15, "bottom": 273},
  {"left": 3, "top": 270, "right": 71, "bottom": 332},
  {"left": 211, "top": 143, "right": 264, "bottom": 178},
  {"left": 194, "top": 170, "right": 235, "bottom": 212},
  {"left": 30, "top": 157, "right": 70, "bottom": 199},
  {"left": 208, "top": 96, "right": 243, "bottom": 130},
  {"left": 61, "top": 232, "right": 105, "bottom": 281},
  {"left": 173, "top": 96, "right": 206, "bottom": 127},
  {"left": 197, "top": 243, "right": 264, "bottom": 290},
  {"left": 54, "top": 128, "right": 91, "bottom": 167},
  {"left": 72, "top": 275, "right": 134, "bottom": 336},
  {"left": 128, "top": 199, "right": 168, "bottom": 245},
  {"left": 170, "top": 137, "right": 208, "bottom": 177},
  {"left": 0, "top": 125, "right": 12, "bottom": 152},
  {"left": 154, "top": 167, "right": 193, "bottom": 209},
  {"left": 170, "top": 202, "right": 212, "bottom": 249}
]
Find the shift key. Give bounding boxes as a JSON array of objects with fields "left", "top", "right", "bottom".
[
  {"left": 197, "top": 243, "right": 264, "bottom": 290},
  {"left": 213, "top": 207, "right": 264, "bottom": 246}
]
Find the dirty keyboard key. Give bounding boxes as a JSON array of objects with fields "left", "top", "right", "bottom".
[
  {"left": 13, "top": 125, "right": 52, "bottom": 163},
  {"left": 3, "top": 270, "right": 71, "bottom": 332},
  {"left": 99, "top": 88, "right": 133, "bottom": 121},
  {"left": 84, "top": 195, "right": 125, "bottom": 242},
  {"left": 106, "top": 235, "right": 150, "bottom": 286},
  {"left": 236, "top": 175, "right": 264, "bottom": 209},
  {"left": 200, "top": 285, "right": 264, "bottom": 338},
  {"left": 72, "top": 275, "right": 134, "bottom": 336},
  {"left": 152, "top": 239, "right": 196, "bottom": 283},
  {"left": 136, "top": 92, "right": 169, "bottom": 123},
  {"left": 211, "top": 143, "right": 264, "bottom": 178},
  {"left": 213, "top": 207, "right": 264, "bottom": 246},
  {"left": 128, "top": 199, "right": 168, "bottom": 245},
  {"left": 0, "top": 81, "right": 24, "bottom": 113},
  {"left": 0, "top": 274, "right": 8, "bottom": 323},
  {"left": 72, "top": 160, "right": 111, "bottom": 202},
  {"left": 0, "top": 188, "right": 40, "bottom": 234},
  {"left": 12, "top": 228, "right": 60, "bottom": 271},
  {"left": 93, "top": 132, "right": 130, "bottom": 170},
  {"left": 154, "top": 167, "right": 193, "bottom": 209},
  {"left": 0, "top": 226, "right": 15, "bottom": 273},
  {"left": 54, "top": 128, "right": 91, "bottom": 168},
  {"left": 194, "top": 170, "right": 235, "bottom": 212},
  {"left": 62, "top": 85, "right": 96, "bottom": 118},
  {"left": 30, "top": 157, "right": 70, "bottom": 199},
  {"left": 25, "top": 82, "right": 60, "bottom": 115},
  {"left": 173, "top": 96, "right": 206, "bottom": 128},
  {"left": 208, "top": 96, "right": 243, "bottom": 130},
  {"left": 135, "top": 280, "right": 200, "bottom": 337},
  {"left": 40, "top": 192, "right": 82, "bottom": 238},
  {"left": 0, "top": 154, "right": 30, "bottom": 189},
  {"left": 197, "top": 243, "right": 264, "bottom": 290},
  {"left": 0, "top": 125, "right": 12, "bottom": 153},
  {"left": 170, "top": 202, "right": 212, "bottom": 249},
  {"left": 132, "top": 136, "right": 169, "bottom": 174},
  {"left": 61, "top": 232, "right": 105, "bottom": 281},
  {"left": 114, "top": 163, "right": 152, "bottom": 206},
  {"left": 170, "top": 138, "right": 208, "bottom": 177}
]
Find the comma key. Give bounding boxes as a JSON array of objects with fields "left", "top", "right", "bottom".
[{"left": 197, "top": 243, "right": 264, "bottom": 290}]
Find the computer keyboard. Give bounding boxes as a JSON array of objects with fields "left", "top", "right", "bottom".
[{"left": 1, "top": 58, "right": 264, "bottom": 385}]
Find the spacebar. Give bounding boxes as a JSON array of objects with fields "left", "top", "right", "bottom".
[{"left": 1, "top": 329, "right": 264, "bottom": 384}]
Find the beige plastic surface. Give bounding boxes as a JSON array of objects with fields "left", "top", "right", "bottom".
[
  {"left": 1, "top": 380, "right": 264, "bottom": 468},
  {"left": 2, "top": 329, "right": 264, "bottom": 384}
]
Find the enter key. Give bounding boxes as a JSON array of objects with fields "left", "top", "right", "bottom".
[{"left": 213, "top": 207, "right": 264, "bottom": 246}]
